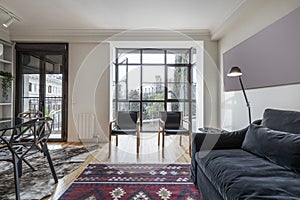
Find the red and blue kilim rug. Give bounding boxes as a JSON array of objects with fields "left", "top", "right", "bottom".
[{"left": 58, "top": 163, "right": 202, "bottom": 200}]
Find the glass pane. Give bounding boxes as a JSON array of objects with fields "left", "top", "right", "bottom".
[
  {"left": 191, "top": 48, "right": 197, "bottom": 64},
  {"left": 45, "top": 55, "right": 63, "bottom": 74},
  {"left": 168, "top": 66, "right": 188, "bottom": 83},
  {"left": 45, "top": 97, "right": 62, "bottom": 134},
  {"left": 128, "top": 65, "right": 140, "bottom": 100},
  {"left": 22, "top": 55, "right": 40, "bottom": 74},
  {"left": 23, "top": 74, "right": 39, "bottom": 98},
  {"left": 116, "top": 102, "right": 140, "bottom": 112},
  {"left": 118, "top": 66, "right": 127, "bottom": 100},
  {"left": 142, "top": 102, "right": 164, "bottom": 131},
  {"left": 118, "top": 102, "right": 129, "bottom": 111},
  {"left": 192, "top": 65, "right": 197, "bottom": 100},
  {"left": 45, "top": 73, "right": 62, "bottom": 132},
  {"left": 167, "top": 49, "right": 190, "bottom": 64},
  {"left": 22, "top": 54, "right": 41, "bottom": 112},
  {"left": 142, "top": 49, "right": 164, "bottom": 64},
  {"left": 192, "top": 102, "right": 196, "bottom": 118},
  {"left": 167, "top": 102, "right": 190, "bottom": 114},
  {"left": 191, "top": 102, "right": 196, "bottom": 132},
  {"left": 45, "top": 55, "right": 63, "bottom": 136},
  {"left": 118, "top": 49, "right": 140, "bottom": 64},
  {"left": 142, "top": 66, "right": 164, "bottom": 100},
  {"left": 46, "top": 74, "right": 62, "bottom": 97},
  {"left": 192, "top": 82, "right": 196, "bottom": 100},
  {"left": 22, "top": 97, "right": 39, "bottom": 113},
  {"left": 129, "top": 102, "right": 140, "bottom": 112},
  {"left": 112, "top": 65, "right": 116, "bottom": 99},
  {"left": 168, "top": 83, "right": 188, "bottom": 99},
  {"left": 112, "top": 101, "right": 116, "bottom": 119}
]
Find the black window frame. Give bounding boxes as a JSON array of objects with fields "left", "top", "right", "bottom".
[{"left": 113, "top": 48, "right": 196, "bottom": 132}]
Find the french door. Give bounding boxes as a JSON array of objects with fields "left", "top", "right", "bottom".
[{"left": 15, "top": 43, "right": 68, "bottom": 141}]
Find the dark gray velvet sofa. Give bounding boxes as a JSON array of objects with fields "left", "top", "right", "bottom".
[{"left": 191, "top": 108, "right": 300, "bottom": 200}]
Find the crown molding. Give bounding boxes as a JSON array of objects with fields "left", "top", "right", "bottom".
[
  {"left": 9, "top": 28, "right": 211, "bottom": 43},
  {"left": 211, "top": 0, "right": 247, "bottom": 40}
]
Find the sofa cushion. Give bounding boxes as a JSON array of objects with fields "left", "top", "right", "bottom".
[
  {"left": 242, "top": 124, "right": 300, "bottom": 171},
  {"left": 262, "top": 108, "right": 300, "bottom": 134},
  {"left": 195, "top": 149, "right": 300, "bottom": 200}
]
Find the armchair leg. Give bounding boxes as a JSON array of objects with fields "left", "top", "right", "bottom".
[
  {"left": 162, "top": 134, "right": 165, "bottom": 159},
  {"left": 158, "top": 131, "right": 160, "bottom": 146},
  {"left": 136, "top": 130, "right": 140, "bottom": 158},
  {"left": 12, "top": 154, "right": 21, "bottom": 200},
  {"left": 108, "top": 134, "right": 112, "bottom": 158},
  {"left": 189, "top": 135, "right": 191, "bottom": 157},
  {"left": 22, "top": 158, "right": 36, "bottom": 172},
  {"left": 17, "top": 159, "right": 22, "bottom": 178},
  {"left": 42, "top": 143, "right": 58, "bottom": 183},
  {"left": 137, "top": 136, "right": 140, "bottom": 154},
  {"left": 180, "top": 135, "right": 182, "bottom": 146}
]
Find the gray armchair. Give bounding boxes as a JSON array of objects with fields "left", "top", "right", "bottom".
[
  {"left": 109, "top": 111, "right": 140, "bottom": 158},
  {"left": 158, "top": 111, "right": 191, "bottom": 158}
]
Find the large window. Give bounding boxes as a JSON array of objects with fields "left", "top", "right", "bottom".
[{"left": 112, "top": 48, "right": 197, "bottom": 132}]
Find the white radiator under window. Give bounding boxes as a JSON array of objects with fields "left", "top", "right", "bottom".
[{"left": 78, "top": 113, "right": 95, "bottom": 139}]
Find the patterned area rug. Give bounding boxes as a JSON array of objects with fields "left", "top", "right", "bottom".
[
  {"left": 0, "top": 145, "right": 98, "bottom": 200},
  {"left": 59, "top": 163, "right": 202, "bottom": 200}
]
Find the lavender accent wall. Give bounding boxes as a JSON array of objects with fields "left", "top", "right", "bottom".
[{"left": 223, "top": 6, "right": 300, "bottom": 91}]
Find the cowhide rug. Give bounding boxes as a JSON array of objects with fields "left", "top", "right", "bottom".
[{"left": 0, "top": 145, "right": 99, "bottom": 200}]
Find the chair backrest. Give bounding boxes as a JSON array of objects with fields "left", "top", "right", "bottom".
[
  {"left": 0, "top": 118, "right": 38, "bottom": 158},
  {"left": 117, "top": 111, "right": 138, "bottom": 129},
  {"left": 35, "top": 117, "right": 53, "bottom": 141},
  {"left": 14, "top": 118, "right": 39, "bottom": 142},
  {"left": 160, "top": 111, "right": 181, "bottom": 129}
]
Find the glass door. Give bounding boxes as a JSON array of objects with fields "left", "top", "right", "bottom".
[{"left": 15, "top": 43, "right": 68, "bottom": 141}]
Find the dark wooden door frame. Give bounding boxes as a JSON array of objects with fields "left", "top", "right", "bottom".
[{"left": 15, "top": 43, "right": 68, "bottom": 142}]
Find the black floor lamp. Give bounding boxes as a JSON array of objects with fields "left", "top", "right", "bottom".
[{"left": 227, "top": 66, "right": 252, "bottom": 124}]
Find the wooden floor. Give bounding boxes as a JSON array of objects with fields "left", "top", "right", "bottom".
[{"left": 49, "top": 133, "right": 191, "bottom": 200}]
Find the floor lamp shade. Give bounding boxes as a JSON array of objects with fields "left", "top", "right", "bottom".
[{"left": 227, "top": 66, "right": 243, "bottom": 77}]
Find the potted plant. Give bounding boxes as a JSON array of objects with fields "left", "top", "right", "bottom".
[{"left": 0, "top": 71, "right": 13, "bottom": 101}]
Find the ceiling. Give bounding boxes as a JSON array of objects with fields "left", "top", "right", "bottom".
[{"left": 0, "top": 0, "right": 245, "bottom": 38}]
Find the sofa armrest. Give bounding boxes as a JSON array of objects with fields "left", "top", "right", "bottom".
[
  {"left": 191, "top": 128, "right": 245, "bottom": 156},
  {"left": 192, "top": 119, "right": 262, "bottom": 154}
]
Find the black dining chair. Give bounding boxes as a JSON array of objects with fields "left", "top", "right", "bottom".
[
  {"left": 158, "top": 111, "right": 191, "bottom": 158},
  {"left": 109, "top": 111, "right": 140, "bottom": 158},
  {"left": 0, "top": 117, "right": 57, "bottom": 200}
]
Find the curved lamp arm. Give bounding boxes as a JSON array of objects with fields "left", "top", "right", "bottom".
[{"left": 238, "top": 76, "right": 251, "bottom": 124}]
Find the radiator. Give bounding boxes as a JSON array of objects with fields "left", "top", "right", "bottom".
[{"left": 78, "top": 113, "right": 95, "bottom": 139}]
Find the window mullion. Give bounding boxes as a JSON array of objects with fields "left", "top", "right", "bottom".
[{"left": 164, "top": 49, "right": 167, "bottom": 111}]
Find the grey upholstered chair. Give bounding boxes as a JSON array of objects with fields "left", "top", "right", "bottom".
[
  {"left": 109, "top": 111, "right": 140, "bottom": 158},
  {"left": 158, "top": 111, "right": 191, "bottom": 158}
]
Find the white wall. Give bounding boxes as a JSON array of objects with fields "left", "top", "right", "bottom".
[
  {"left": 68, "top": 42, "right": 110, "bottom": 142},
  {"left": 219, "top": 0, "right": 300, "bottom": 130},
  {"left": 68, "top": 43, "right": 97, "bottom": 142},
  {"left": 203, "top": 40, "right": 219, "bottom": 128}
]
